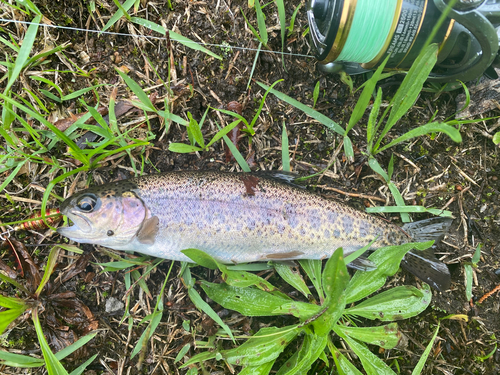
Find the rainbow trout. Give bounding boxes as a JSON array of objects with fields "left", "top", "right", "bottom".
[{"left": 58, "top": 170, "right": 452, "bottom": 290}]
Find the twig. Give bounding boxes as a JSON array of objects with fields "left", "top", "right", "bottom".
[
  {"left": 477, "top": 283, "right": 500, "bottom": 304},
  {"left": 318, "top": 186, "right": 386, "bottom": 202},
  {"left": 458, "top": 189, "right": 469, "bottom": 246},
  {"left": 452, "top": 162, "right": 479, "bottom": 186}
]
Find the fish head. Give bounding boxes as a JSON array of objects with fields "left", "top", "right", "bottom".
[{"left": 58, "top": 183, "right": 147, "bottom": 248}]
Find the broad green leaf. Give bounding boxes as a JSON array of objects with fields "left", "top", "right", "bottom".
[
  {"left": 343, "top": 136, "right": 354, "bottom": 162},
  {"left": 257, "top": 81, "right": 345, "bottom": 136},
  {"left": 472, "top": 243, "right": 482, "bottom": 264},
  {"left": 174, "top": 344, "right": 191, "bottom": 363},
  {"left": 336, "top": 323, "right": 403, "bottom": 349},
  {"left": 328, "top": 341, "right": 363, "bottom": 375},
  {"left": 201, "top": 282, "right": 293, "bottom": 317},
  {"left": 61, "top": 84, "right": 107, "bottom": 101},
  {"left": 181, "top": 325, "right": 299, "bottom": 368},
  {"left": 182, "top": 248, "right": 219, "bottom": 269},
  {"left": 336, "top": 329, "right": 397, "bottom": 375},
  {"left": 0, "top": 308, "right": 25, "bottom": 335},
  {"left": 313, "top": 81, "right": 320, "bottom": 108},
  {"left": 54, "top": 333, "right": 98, "bottom": 361},
  {"left": 156, "top": 109, "right": 188, "bottom": 125},
  {"left": 0, "top": 295, "right": 27, "bottom": 309},
  {"left": 345, "top": 242, "right": 433, "bottom": 304},
  {"left": 346, "top": 284, "right": 432, "bottom": 321},
  {"left": 185, "top": 274, "right": 234, "bottom": 341},
  {"left": 314, "top": 248, "right": 349, "bottom": 335},
  {"left": 272, "top": 301, "right": 322, "bottom": 320},
  {"left": 377, "top": 122, "right": 462, "bottom": 153},
  {"left": 276, "top": 0, "right": 286, "bottom": 55},
  {"left": 182, "top": 249, "right": 280, "bottom": 293},
  {"left": 222, "top": 325, "right": 300, "bottom": 367},
  {"left": 276, "top": 332, "right": 328, "bottom": 375},
  {"left": 273, "top": 262, "right": 310, "bottom": 297},
  {"left": 239, "top": 360, "right": 275, "bottom": 375}
]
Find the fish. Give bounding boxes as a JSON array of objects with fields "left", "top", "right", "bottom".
[{"left": 57, "top": 170, "right": 452, "bottom": 290}]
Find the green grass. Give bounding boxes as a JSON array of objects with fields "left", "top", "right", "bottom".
[
  {"left": 0, "top": 0, "right": 478, "bottom": 373},
  {"left": 0, "top": 246, "right": 96, "bottom": 374},
  {"left": 179, "top": 243, "right": 436, "bottom": 374}
]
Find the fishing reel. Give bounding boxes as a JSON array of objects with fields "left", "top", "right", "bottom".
[{"left": 307, "top": 0, "right": 500, "bottom": 82}]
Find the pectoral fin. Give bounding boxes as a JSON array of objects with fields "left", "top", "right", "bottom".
[{"left": 136, "top": 216, "right": 159, "bottom": 245}]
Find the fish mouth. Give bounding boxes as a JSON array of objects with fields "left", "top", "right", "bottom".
[{"left": 57, "top": 209, "right": 93, "bottom": 238}]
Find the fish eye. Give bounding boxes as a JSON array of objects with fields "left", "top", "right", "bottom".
[{"left": 76, "top": 195, "right": 97, "bottom": 212}]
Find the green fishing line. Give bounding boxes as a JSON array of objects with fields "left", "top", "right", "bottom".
[{"left": 337, "top": 0, "right": 398, "bottom": 63}]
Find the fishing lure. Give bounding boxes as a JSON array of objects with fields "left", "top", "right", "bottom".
[{"left": 0, "top": 209, "right": 62, "bottom": 239}]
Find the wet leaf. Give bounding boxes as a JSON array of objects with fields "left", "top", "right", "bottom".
[
  {"left": 239, "top": 360, "right": 275, "bottom": 375},
  {"left": 275, "top": 331, "right": 328, "bottom": 375},
  {"left": 335, "top": 327, "right": 397, "bottom": 375},
  {"left": 328, "top": 341, "right": 364, "bottom": 375},
  {"left": 201, "top": 282, "right": 297, "bottom": 317},
  {"left": 273, "top": 262, "right": 310, "bottom": 298},
  {"left": 313, "top": 248, "right": 349, "bottom": 336},
  {"left": 183, "top": 249, "right": 280, "bottom": 294},
  {"left": 345, "top": 284, "right": 432, "bottom": 321},
  {"left": 222, "top": 325, "right": 300, "bottom": 367},
  {"left": 299, "top": 259, "right": 324, "bottom": 302},
  {"left": 335, "top": 323, "right": 404, "bottom": 349},
  {"left": 345, "top": 242, "right": 432, "bottom": 304}
]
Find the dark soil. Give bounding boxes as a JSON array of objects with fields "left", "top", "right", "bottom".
[{"left": 0, "top": 1, "right": 499, "bottom": 374}]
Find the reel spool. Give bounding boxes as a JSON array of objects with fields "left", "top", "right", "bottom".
[{"left": 307, "top": 0, "right": 500, "bottom": 82}]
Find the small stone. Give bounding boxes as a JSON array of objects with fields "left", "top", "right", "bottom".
[{"left": 105, "top": 297, "right": 124, "bottom": 313}]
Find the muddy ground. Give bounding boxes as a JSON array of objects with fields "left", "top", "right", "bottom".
[{"left": 0, "top": 1, "right": 499, "bottom": 374}]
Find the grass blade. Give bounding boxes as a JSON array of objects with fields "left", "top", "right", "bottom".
[
  {"left": 4, "top": 14, "right": 41, "bottom": 94},
  {"left": 257, "top": 81, "right": 345, "bottom": 135}
]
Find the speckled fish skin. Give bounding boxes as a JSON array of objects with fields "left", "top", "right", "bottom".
[
  {"left": 58, "top": 170, "right": 452, "bottom": 290},
  {"left": 59, "top": 170, "right": 409, "bottom": 263}
]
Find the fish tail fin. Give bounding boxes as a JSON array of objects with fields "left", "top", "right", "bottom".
[
  {"left": 401, "top": 217, "right": 453, "bottom": 291},
  {"left": 402, "top": 217, "right": 453, "bottom": 242}
]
